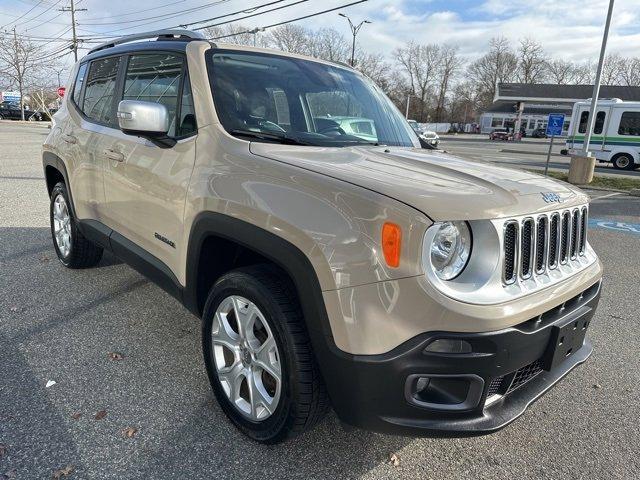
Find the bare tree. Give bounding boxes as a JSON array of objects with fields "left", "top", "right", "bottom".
[
  {"left": 267, "top": 24, "right": 313, "bottom": 55},
  {"left": 354, "top": 51, "right": 389, "bottom": 88},
  {"left": 308, "top": 28, "right": 349, "bottom": 63},
  {"left": 204, "top": 24, "right": 267, "bottom": 47},
  {"left": 546, "top": 59, "right": 576, "bottom": 84},
  {"left": 395, "top": 42, "right": 440, "bottom": 121},
  {"left": 434, "top": 45, "right": 463, "bottom": 122},
  {"left": 619, "top": 57, "right": 640, "bottom": 86},
  {"left": 0, "top": 31, "right": 49, "bottom": 120},
  {"left": 517, "top": 38, "right": 547, "bottom": 83},
  {"left": 467, "top": 37, "right": 518, "bottom": 107}
]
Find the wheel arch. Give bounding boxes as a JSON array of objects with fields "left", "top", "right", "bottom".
[
  {"left": 43, "top": 151, "right": 79, "bottom": 218},
  {"left": 184, "top": 212, "right": 338, "bottom": 359}
]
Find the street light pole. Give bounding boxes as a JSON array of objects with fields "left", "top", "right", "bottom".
[
  {"left": 568, "top": 0, "right": 615, "bottom": 185},
  {"left": 338, "top": 13, "right": 371, "bottom": 67},
  {"left": 582, "top": 0, "right": 615, "bottom": 156}
]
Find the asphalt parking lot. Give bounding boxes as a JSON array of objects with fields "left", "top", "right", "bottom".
[
  {"left": 440, "top": 134, "right": 640, "bottom": 178},
  {"left": 1, "top": 122, "right": 639, "bottom": 479}
]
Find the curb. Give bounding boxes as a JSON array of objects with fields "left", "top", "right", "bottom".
[
  {"left": 500, "top": 148, "right": 564, "bottom": 157},
  {"left": 630, "top": 189, "right": 640, "bottom": 197}
]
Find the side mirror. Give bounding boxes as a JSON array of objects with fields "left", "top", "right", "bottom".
[{"left": 117, "top": 100, "right": 176, "bottom": 148}]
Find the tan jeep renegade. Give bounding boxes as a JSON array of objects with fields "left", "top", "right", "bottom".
[{"left": 43, "top": 30, "right": 603, "bottom": 444}]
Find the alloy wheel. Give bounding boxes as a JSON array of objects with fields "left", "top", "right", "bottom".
[
  {"left": 211, "top": 295, "right": 282, "bottom": 421},
  {"left": 52, "top": 194, "right": 72, "bottom": 257}
]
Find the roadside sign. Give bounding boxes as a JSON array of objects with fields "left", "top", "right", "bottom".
[
  {"left": 57, "top": 87, "right": 66, "bottom": 98},
  {"left": 546, "top": 114, "right": 565, "bottom": 137}
]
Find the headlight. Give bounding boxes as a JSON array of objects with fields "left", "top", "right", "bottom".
[{"left": 427, "top": 221, "right": 472, "bottom": 280}]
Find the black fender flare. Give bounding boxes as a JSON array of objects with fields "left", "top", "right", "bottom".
[{"left": 42, "top": 151, "right": 79, "bottom": 220}]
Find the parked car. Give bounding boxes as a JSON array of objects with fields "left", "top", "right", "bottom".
[
  {"left": 407, "top": 119, "right": 440, "bottom": 147},
  {"left": 531, "top": 128, "right": 548, "bottom": 138},
  {"left": 43, "top": 29, "right": 602, "bottom": 444},
  {"left": 489, "top": 128, "right": 512, "bottom": 141},
  {"left": 0, "top": 101, "right": 43, "bottom": 121}
]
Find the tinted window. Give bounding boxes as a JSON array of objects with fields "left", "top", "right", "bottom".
[
  {"left": 72, "top": 63, "right": 87, "bottom": 107},
  {"left": 176, "top": 71, "right": 197, "bottom": 137},
  {"left": 578, "top": 111, "right": 589, "bottom": 133},
  {"left": 209, "top": 51, "right": 417, "bottom": 147},
  {"left": 594, "top": 111, "right": 606, "bottom": 134},
  {"left": 123, "top": 53, "right": 182, "bottom": 136},
  {"left": 83, "top": 56, "right": 121, "bottom": 125},
  {"left": 618, "top": 111, "right": 640, "bottom": 136}
]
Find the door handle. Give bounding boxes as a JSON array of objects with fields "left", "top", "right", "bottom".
[
  {"left": 62, "top": 134, "right": 77, "bottom": 144},
  {"left": 103, "top": 148, "right": 125, "bottom": 162}
]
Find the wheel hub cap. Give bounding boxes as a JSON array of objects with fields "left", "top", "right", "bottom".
[
  {"left": 52, "top": 194, "right": 72, "bottom": 257},
  {"left": 211, "top": 296, "right": 282, "bottom": 421}
]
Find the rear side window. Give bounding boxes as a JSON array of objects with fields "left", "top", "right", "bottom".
[
  {"left": 593, "top": 111, "right": 606, "bottom": 134},
  {"left": 83, "top": 56, "right": 121, "bottom": 126},
  {"left": 618, "top": 111, "right": 640, "bottom": 136},
  {"left": 72, "top": 63, "right": 87, "bottom": 106},
  {"left": 578, "top": 111, "right": 589, "bottom": 133},
  {"left": 123, "top": 53, "right": 183, "bottom": 136}
]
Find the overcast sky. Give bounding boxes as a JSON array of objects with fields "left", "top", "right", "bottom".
[{"left": 1, "top": 0, "right": 639, "bottom": 70}]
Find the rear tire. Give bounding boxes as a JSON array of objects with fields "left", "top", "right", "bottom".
[
  {"left": 202, "top": 264, "right": 329, "bottom": 444},
  {"left": 50, "top": 182, "right": 103, "bottom": 268},
  {"left": 612, "top": 153, "right": 635, "bottom": 170}
]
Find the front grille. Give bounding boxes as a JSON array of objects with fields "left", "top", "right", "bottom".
[
  {"left": 502, "top": 206, "right": 588, "bottom": 284},
  {"left": 486, "top": 376, "right": 504, "bottom": 397}
]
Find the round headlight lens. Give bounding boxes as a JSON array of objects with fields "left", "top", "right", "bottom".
[{"left": 429, "top": 221, "right": 472, "bottom": 280}]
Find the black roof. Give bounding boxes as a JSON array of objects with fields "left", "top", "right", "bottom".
[
  {"left": 496, "top": 83, "right": 640, "bottom": 101},
  {"left": 485, "top": 100, "right": 573, "bottom": 115},
  {"left": 82, "top": 39, "right": 194, "bottom": 63}
]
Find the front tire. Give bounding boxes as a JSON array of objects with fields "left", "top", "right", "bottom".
[
  {"left": 50, "top": 182, "right": 103, "bottom": 268},
  {"left": 202, "top": 265, "right": 328, "bottom": 443}
]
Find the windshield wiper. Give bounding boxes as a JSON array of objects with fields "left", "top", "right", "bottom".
[{"left": 230, "top": 129, "right": 313, "bottom": 146}]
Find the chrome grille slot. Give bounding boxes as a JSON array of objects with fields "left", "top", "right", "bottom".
[
  {"left": 503, "top": 221, "right": 518, "bottom": 284},
  {"left": 520, "top": 218, "right": 534, "bottom": 278},
  {"left": 579, "top": 207, "right": 587, "bottom": 255},
  {"left": 560, "top": 211, "right": 570, "bottom": 264},
  {"left": 500, "top": 205, "right": 589, "bottom": 287},
  {"left": 571, "top": 209, "right": 580, "bottom": 259},
  {"left": 548, "top": 213, "right": 559, "bottom": 269},
  {"left": 535, "top": 216, "right": 547, "bottom": 273}
]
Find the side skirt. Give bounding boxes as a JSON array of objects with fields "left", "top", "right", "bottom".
[{"left": 79, "top": 219, "right": 184, "bottom": 303}]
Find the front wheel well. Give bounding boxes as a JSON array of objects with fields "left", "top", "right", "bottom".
[{"left": 195, "top": 235, "right": 284, "bottom": 315}]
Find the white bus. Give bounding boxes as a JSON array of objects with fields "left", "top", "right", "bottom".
[{"left": 564, "top": 98, "right": 640, "bottom": 170}]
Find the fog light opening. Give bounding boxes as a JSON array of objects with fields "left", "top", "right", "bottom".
[{"left": 423, "top": 339, "right": 472, "bottom": 354}]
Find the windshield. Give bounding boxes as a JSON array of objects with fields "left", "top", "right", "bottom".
[{"left": 208, "top": 50, "right": 419, "bottom": 148}]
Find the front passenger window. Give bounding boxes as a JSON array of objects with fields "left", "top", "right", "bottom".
[
  {"left": 123, "top": 53, "right": 183, "bottom": 136},
  {"left": 83, "top": 56, "right": 121, "bottom": 126}
]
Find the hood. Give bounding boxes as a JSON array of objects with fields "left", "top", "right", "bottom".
[{"left": 249, "top": 144, "right": 588, "bottom": 221}]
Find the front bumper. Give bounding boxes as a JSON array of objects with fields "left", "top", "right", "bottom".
[{"left": 323, "top": 280, "right": 601, "bottom": 436}]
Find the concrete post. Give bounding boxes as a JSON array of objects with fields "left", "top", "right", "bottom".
[{"left": 568, "top": 154, "right": 596, "bottom": 185}]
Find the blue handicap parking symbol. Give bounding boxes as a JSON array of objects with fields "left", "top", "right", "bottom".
[{"left": 589, "top": 219, "right": 640, "bottom": 235}]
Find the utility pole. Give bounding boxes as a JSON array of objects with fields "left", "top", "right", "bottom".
[
  {"left": 338, "top": 13, "right": 371, "bottom": 67},
  {"left": 59, "top": 0, "right": 87, "bottom": 62},
  {"left": 568, "top": 0, "right": 615, "bottom": 185}
]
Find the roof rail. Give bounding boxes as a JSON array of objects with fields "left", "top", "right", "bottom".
[{"left": 87, "top": 29, "right": 205, "bottom": 55}]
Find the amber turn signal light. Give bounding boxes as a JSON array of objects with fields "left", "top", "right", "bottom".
[{"left": 382, "top": 222, "right": 402, "bottom": 267}]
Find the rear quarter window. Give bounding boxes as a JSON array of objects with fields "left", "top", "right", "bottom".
[{"left": 71, "top": 63, "right": 87, "bottom": 107}]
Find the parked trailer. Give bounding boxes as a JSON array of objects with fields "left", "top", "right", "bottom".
[{"left": 564, "top": 98, "right": 640, "bottom": 170}]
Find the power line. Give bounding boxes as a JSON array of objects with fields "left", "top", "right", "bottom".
[
  {"left": 0, "top": 0, "right": 45, "bottom": 30},
  {"left": 193, "top": 0, "right": 309, "bottom": 30},
  {"left": 13, "top": 0, "right": 62, "bottom": 29},
  {"left": 203, "top": 0, "right": 368, "bottom": 35}
]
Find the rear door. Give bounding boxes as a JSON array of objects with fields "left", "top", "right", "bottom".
[
  {"left": 575, "top": 106, "right": 610, "bottom": 152},
  {"left": 101, "top": 51, "right": 197, "bottom": 277}
]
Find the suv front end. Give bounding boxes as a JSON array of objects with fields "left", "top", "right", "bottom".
[{"left": 316, "top": 202, "right": 601, "bottom": 435}]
